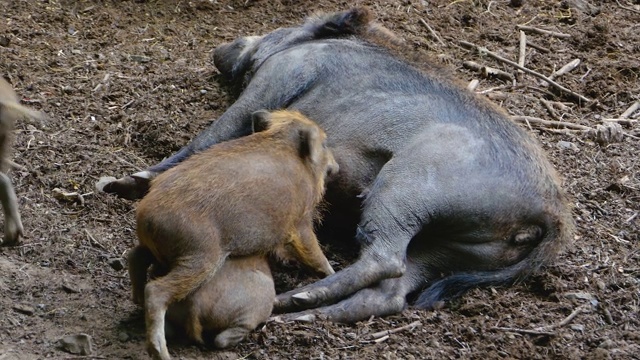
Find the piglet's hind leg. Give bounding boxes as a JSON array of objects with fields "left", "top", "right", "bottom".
[{"left": 213, "top": 327, "right": 251, "bottom": 349}]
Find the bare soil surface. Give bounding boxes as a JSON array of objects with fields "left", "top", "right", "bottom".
[{"left": 1, "top": 0, "right": 639, "bottom": 359}]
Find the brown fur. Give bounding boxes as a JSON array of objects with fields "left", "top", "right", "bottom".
[
  {"left": 129, "top": 110, "right": 337, "bottom": 360},
  {"left": 0, "top": 78, "right": 40, "bottom": 246},
  {"left": 164, "top": 255, "right": 274, "bottom": 349}
]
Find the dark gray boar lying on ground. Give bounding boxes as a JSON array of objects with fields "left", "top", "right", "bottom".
[
  {"left": 103, "top": 7, "right": 574, "bottom": 324},
  {"left": 130, "top": 110, "right": 337, "bottom": 360},
  {"left": 0, "top": 78, "right": 40, "bottom": 246}
]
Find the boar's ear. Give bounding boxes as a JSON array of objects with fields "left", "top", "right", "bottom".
[
  {"left": 298, "top": 125, "right": 323, "bottom": 165},
  {"left": 251, "top": 110, "right": 272, "bottom": 133},
  {"left": 307, "top": 7, "right": 372, "bottom": 37}
]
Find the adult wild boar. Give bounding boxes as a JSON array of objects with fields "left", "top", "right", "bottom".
[
  {"left": 102, "top": 8, "right": 574, "bottom": 323},
  {"left": 0, "top": 78, "right": 40, "bottom": 246},
  {"left": 131, "top": 110, "right": 336, "bottom": 359}
]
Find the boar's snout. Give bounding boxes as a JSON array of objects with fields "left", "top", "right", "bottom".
[
  {"left": 212, "top": 36, "right": 262, "bottom": 79},
  {"left": 212, "top": 42, "right": 235, "bottom": 77}
]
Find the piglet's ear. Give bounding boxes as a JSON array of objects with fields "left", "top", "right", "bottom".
[
  {"left": 251, "top": 110, "right": 272, "bottom": 133},
  {"left": 298, "top": 125, "right": 322, "bottom": 165}
]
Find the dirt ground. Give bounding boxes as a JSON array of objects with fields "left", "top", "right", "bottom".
[{"left": 1, "top": 0, "right": 638, "bottom": 359}]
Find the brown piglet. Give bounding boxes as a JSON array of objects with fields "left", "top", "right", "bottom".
[
  {"left": 129, "top": 110, "right": 338, "bottom": 360},
  {"left": 130, "top": 247, "right": 275, "bottom": 350},
  {"left": 0, "top": 78, "right": 40, "bottom": 246}
]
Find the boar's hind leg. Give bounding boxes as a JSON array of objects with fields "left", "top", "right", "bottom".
[
  {"left": 145, "top": 255, "right": 225, "bottom": 360},
  {"left": 0, "top": 172, "right": 23, "bottom": 246}
]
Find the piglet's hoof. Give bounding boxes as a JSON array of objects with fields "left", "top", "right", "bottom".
[
  {"left": 1, "top": 219, "right": 24, "bottom": 247},
  {"left": 96, "top": 175, "right": 150, "bottom": 200}
]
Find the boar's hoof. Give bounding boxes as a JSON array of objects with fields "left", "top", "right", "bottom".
[
  {"left": 291, "top": 291, "right": 316, "bottom": 306},
  {"left": 292, "top": 314, "right": 316, "bottom": 323},
  {"left": 96, "top": 175, "right": 150, "bottom": 200}
]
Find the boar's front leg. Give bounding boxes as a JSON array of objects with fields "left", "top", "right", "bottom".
[
  {"left": 275, "top": 164, "right": 421, "bottom": 313},
  {"left": 0, "top": 172, "right": 23, "bottom": 246},
  {"left": 99, "top": 64, "right": 320, "bottom": 200},
  {"left": 98, "top": 104, "right": 255, "bottom": 200},
  {"left": 274, "top": 261, "right": 423, "bottom": 323}
]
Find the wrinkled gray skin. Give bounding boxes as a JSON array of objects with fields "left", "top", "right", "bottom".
[{"left": 101, "top": 8, "right": 574, "bottom": 323}]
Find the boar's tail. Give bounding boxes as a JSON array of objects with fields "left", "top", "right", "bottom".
[
  {"left": 305, "top": 7, "right": 372, "bottom": 38},
  {"left": 414, "top": 207, "right": 574, "bottom": 309}
]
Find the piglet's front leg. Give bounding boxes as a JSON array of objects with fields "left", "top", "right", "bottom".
[{"left": 0, "top": 172, "right": 23, "bottom": 246}]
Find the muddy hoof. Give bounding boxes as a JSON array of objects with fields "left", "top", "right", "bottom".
[{"left": 96, "top": 176, "right": 150, "bottom": 200}]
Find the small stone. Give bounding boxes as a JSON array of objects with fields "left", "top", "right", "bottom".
[
  {"left": 345, "top": 332, "right": 357, "bottom": 340},
  {"left": 200, "top": 89, "right": 208, "bottom": 95},
  {"left": 598, "top": 339, "right": 614, "bottom": 349},
  {"left": 58, "top": 334, "right": 93, "bottom": 355},
  {"left": 557, "top": 140, "right": 578, "bottom": 151},
  {"left": 13, "top": 304, "right": 35, "bottom": 315},
  {"left": 563, "top": 291, "right": 595, "bottom": 301},
  {"left": 129, "top": 55, "right": 152, "bottom": 63},
  {"left": 108, "top": 257, "right": 126, "bottom": 271},
  {"left": 510, "top": 0, "right": 523, "bottom": 7},
  {"left": 62, "top": 283, "right": 80, "bottom": 293},
  {"left": 118, "top": 331, "right": 129, "bottom": 342},
  {"left": 570, "top": 324, "right": 585, "bottom": 332},
  {"left": 0, "top": 36, "right": 10, "bottom": 47}
]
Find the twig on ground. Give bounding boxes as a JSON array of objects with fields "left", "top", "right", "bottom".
[
  {"left": 419, "top": 18, "right": 446, "bottom": 47},
  {"left": 518, "top": 31, "right": 527, "bottom": 78},
  {"left": 459, "top": 40, "right": 590, "bottom": 103},
  {"left": 512, "top": 116, "right": 592, "bottom": 131},
  {"left": 367, "top": 321, "right": 422, "bottom": 341},
  {"left": 491, "top": 304, "right": 591, "bottom": 337},
  {"left": 620, "top": 101, "right": 639, "bottom": 119},
  {"left": 84, "top": 229, "right": 107, "bottom": 250},
  {"left": 540, "top": 99, "right": 560, "bottom": 120},
  {"left": 535, "top": 305, "right": 591, "bottom": 331},
  {"left": 491, "top": 327, "right": 556, "bottom": 336},
  {"left": 601, "top": 307, "right": 615, "bottom": 325},
  {"left": 516, "top": 25, "right": 571, "bottom": 38},
  {"left": 528, "top": 42, "right": 550, "bottom": 53},
  {"left": 548, "top": 59, "right": 581, "bottom": 81},
  {"left": 463, "top": 61, "right": 514, "bottom": 81},
  {"left": 616, "top": 0, "right": 640, "bottom": 14},
  {"left": 603, "top": 118, "right": 637, "bottom": 126},
  {"left": 52, "top": 188, "right": 89, "bottom": 206}
]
